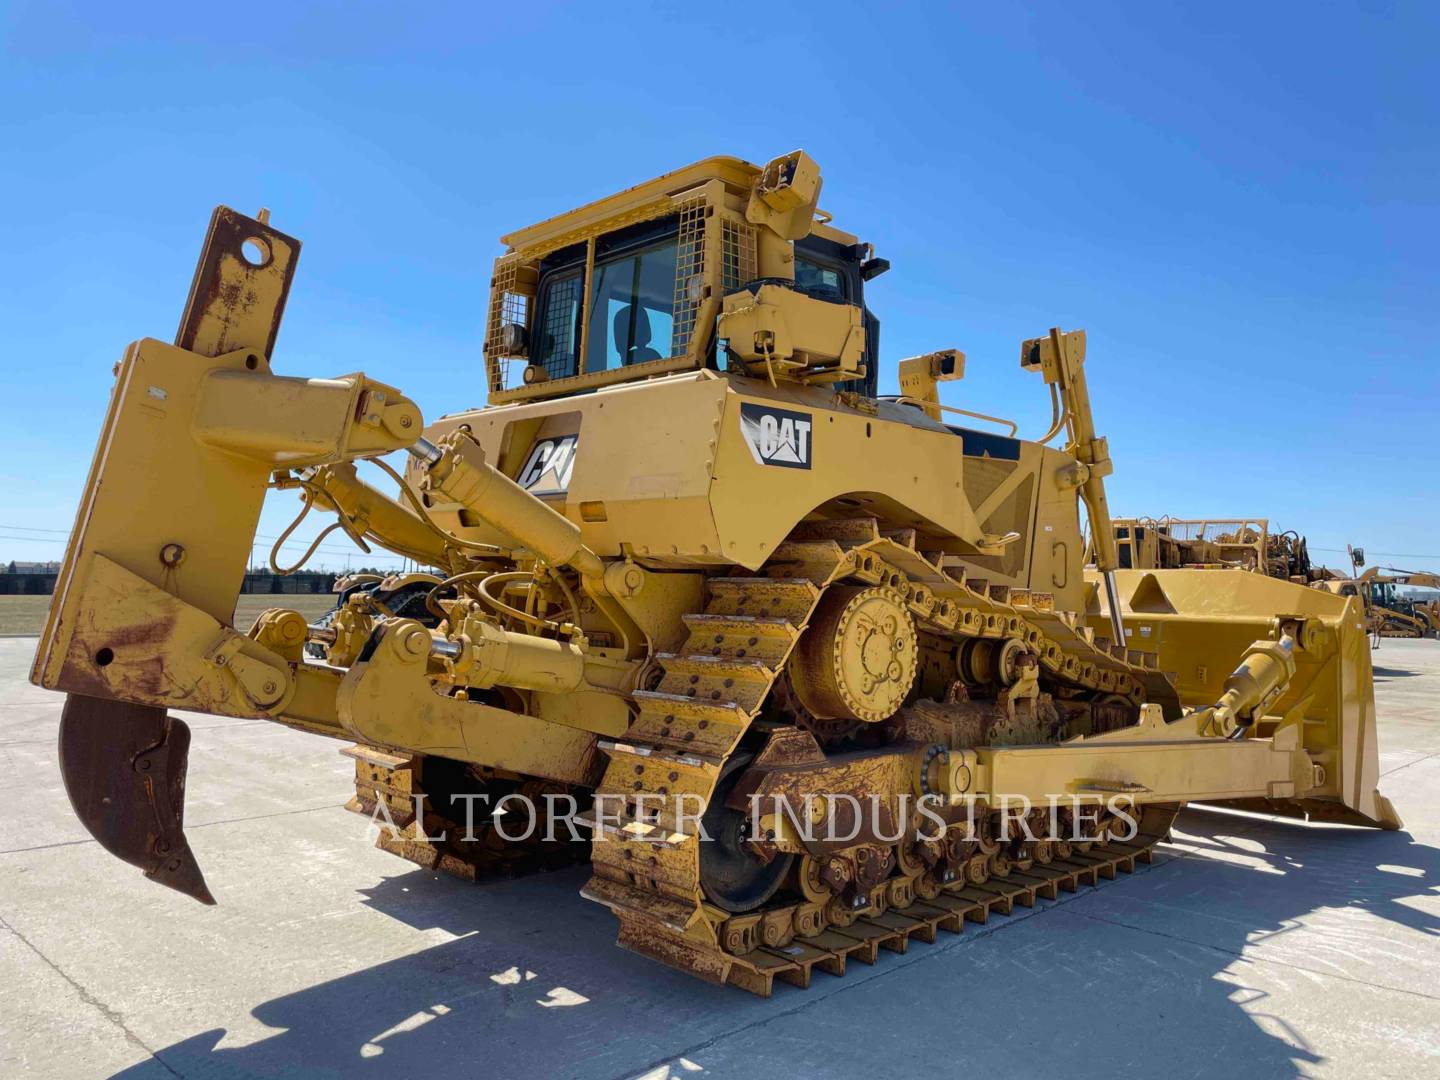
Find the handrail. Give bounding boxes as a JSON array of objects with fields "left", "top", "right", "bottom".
[{"left": 880, "top": 396, "right": 1019, "bottom": 436}]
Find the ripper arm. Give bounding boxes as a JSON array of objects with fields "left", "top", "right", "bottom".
[
  {"left": 1021, "top": 329, "right": 1127, "bottom": 646},
  {"left": 31, "top": 208, "right": 647, "bottom": 904}
]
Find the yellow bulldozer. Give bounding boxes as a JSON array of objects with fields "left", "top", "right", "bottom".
[
  {"left": 1099, "top": 517, "right": 1325, "bottom": 582},
  {"left": 33, "top": 151, "right": 1398, "bottom": 995}
]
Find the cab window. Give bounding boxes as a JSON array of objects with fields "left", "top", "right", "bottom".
[
  {"left": 795, "top": 256, "right": 847, "bottom": 302},
  {"left": 586, "top": 241, "right": 677, "bottom": 371},
  {"left": 535, "top": 271, "right": 584, "bottom": 380}
]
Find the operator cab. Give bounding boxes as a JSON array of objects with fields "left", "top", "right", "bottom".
[
  {"left": 482, "top": 153, "right": 886, "bottom": 405},
  {"left": 521, "top": 216, "right": 883, "bottom": 395}
]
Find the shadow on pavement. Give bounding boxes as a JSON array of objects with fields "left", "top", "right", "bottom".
[
  {"left": 1372, "top": 665, "right": 1423, "bottom": 680},
  {"left": 109, "top": 812, "right": 1440, "bottom": 1080}
]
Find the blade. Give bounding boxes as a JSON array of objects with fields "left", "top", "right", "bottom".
[{"left": 58, "top": 693, "right": 216, "bottom": 904}]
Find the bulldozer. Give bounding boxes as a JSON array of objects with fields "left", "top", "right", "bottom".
[
  {"left": 32, "top": 151, "right": 1399, "bottom": 995},
  {"left": 1099, "top": 517, "right": 1325, "bottom": 582}
]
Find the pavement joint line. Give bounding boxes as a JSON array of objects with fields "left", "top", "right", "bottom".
[
  {"left": 1, "top": 909, "right": 184, "bottom": 1078},
  {"left": 1380, "top": 750, "right": 1440, "bottom": 778},
  {"left": 609, "top": 844, "right": 1189, "bottom": 1080},
  {"left": 0, "top": 801, "right": 346, "bottom": 856},
  {"left": 1063, "top": 906, "right": 1440, "bottom": 1003}
]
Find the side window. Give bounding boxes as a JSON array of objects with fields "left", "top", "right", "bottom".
[
  {"left": 535, "top": 271, "right": 583, "bottom": 380},
  {"left": 586, "top": 242, "right": 678, "bottom": 371},
  {"left": 795, "top": 257, "right": 847, "bottom": 302}
]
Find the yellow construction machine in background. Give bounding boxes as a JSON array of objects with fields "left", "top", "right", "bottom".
[
  {"left": 1315, "top": 564, "right": 1440, "bottom": 640},
  {"left": 1097, "top": 517, "right": 1326, "bottom": 583},
  {"left": 32, "top": 151, "right": 1399, "bottom": 995}
]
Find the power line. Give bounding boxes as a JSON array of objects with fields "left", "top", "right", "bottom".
[{"left": 1310, "top": 547, "right": 1440, "bottom": 561}]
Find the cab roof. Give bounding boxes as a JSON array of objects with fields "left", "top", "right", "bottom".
[{"left": 499, "top": 154, "right": 858, "bottom": 255}]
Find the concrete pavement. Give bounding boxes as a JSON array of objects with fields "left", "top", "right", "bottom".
[{"left": 2, "top": 636, "right": 1438, "bottom": 1079}]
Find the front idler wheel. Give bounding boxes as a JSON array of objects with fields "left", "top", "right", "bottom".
[{"left": 698, "top": 756, "right": 794, "bottom": 913}]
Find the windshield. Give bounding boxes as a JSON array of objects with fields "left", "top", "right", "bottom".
[{"left": 530, "top": 237, "right": 679, "bottom": 381}]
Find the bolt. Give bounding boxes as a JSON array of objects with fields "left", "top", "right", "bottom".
[
  {"left": 263, "top": 681, "right": 278, "bottom": 695},
  {"left": 400, "top": 415, "right": 412, "bottom": 428}
]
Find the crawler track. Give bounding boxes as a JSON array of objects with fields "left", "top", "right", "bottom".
[
  {"left": 344, "top": 744, "right": 591, "bottom": 879},
  {"left": 618, "top": 803, "right": 1177, "bottom": 996},
  {"left": 580, "top": 518, "right": 1182, "bottom": 994}
]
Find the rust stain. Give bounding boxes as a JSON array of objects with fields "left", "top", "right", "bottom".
[{"left": 176, "top": 207, "right": 300, "bottom": 360}]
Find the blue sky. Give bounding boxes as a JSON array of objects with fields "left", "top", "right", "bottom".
[{"left": 1, "top": 2, "right": 1435, "bottom": 574}]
